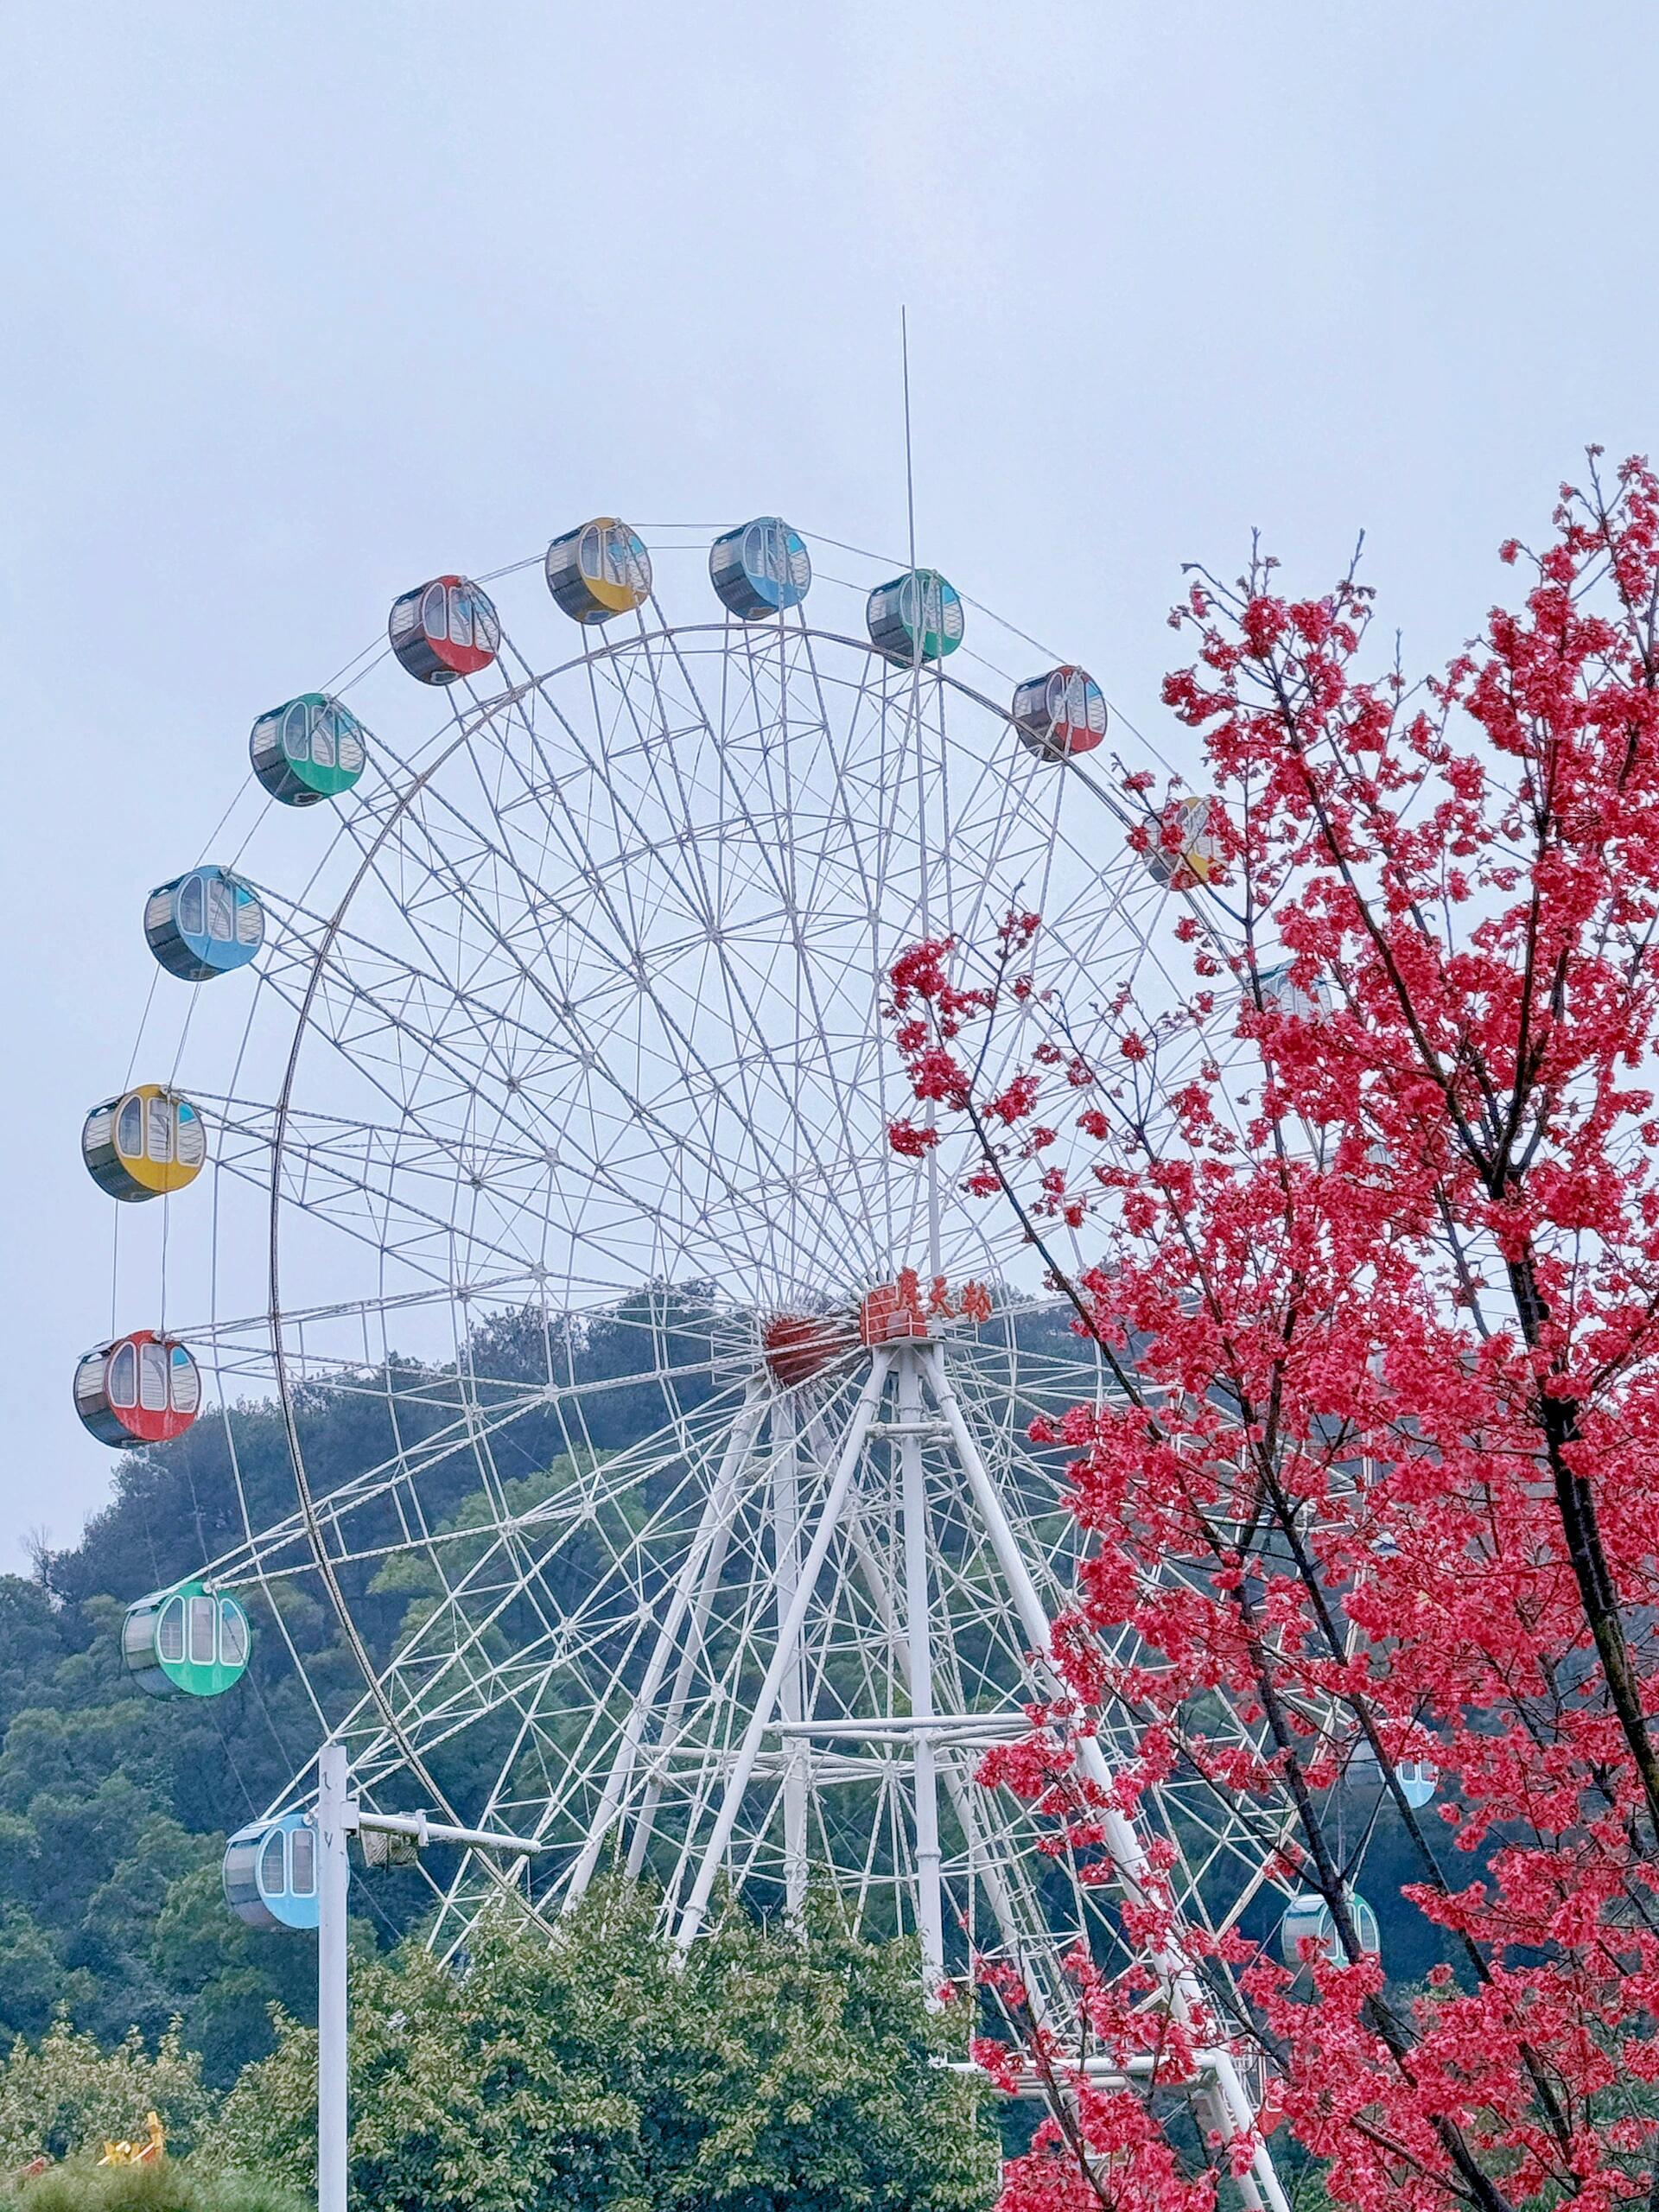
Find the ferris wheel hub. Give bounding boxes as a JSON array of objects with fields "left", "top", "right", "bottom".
[
  {"left": 760, "top": 1276, "right": 938, "bottom": 1389},
  {"left": 856, "top": 1281, "right": 932, "bottom": 1348},
  {"left": 760, "top": 1310, "right": 856, "bottom": 1389}
]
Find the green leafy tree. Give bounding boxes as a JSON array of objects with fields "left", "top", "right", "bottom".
[
  {"left": 0, "top": 2018, "right": 212, "bottom": 2166},
  {"left": 206, "top": 1884, "right": 996, "bottom": 2212}
]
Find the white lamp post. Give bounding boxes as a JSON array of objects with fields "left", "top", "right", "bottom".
[{"left": 234, "top": 1742, "right": 550, "bottom": 2212}]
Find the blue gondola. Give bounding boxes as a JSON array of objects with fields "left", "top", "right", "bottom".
[
  {"left": 223, "top": 1812, "right": 320, "bottom": 1930},
  {"left": 709, "top": 517, "right": 811, "bottom": 619},
  {"left": 145, "top": 867, "right": 264, "bottom": 981},
  {"left": 1395, "top": 1758, "right": 1439, "bottom": 1809},
  {"left": 1252, "top": 959, "right": 1332, "bottom": 1020}
]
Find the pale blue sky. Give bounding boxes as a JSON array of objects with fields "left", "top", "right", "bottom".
[{"left": 3, "top": 3, "right": 1656, "bottom": 1567}]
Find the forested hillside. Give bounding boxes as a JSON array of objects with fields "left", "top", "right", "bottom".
[
  {"left": 0, "top": 1293, "right": 1439, "bottom": 2088},
  {"left": 0, "top": 1294, "right": 727, "bottom": 2084}
]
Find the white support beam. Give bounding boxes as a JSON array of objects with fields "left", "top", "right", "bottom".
[
  {"left": 922, "top": 1346, "right": 1288, "bottom": 2212},
  {"left": 897, "top": 1346, "right": 944, "bottom": 1986},
  {"left": 564, "top": 1389, "right": 766, "bottom": 1908},
  {"left": 673, "top": 1352, "right": 892, "bottom": 1951},
  {"left": 772, "top": 1394, "right": 810, "bottom": 1920}
]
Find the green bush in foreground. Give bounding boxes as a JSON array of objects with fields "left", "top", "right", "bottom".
[
  {"left": 203, "top": 1880, "right": 997, "bottom": 2212},
  {"left": 5, "top": 2162, "right": 303, "bottom": 2212}
]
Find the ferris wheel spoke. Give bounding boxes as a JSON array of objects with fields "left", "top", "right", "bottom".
[
  {"left": 199, "top": 1352, "right": 747, "bottom": 1601},
  {"left": 334, "top": 766, "right": 875, "bottom": 1298},
  {"left": 346, "top": 1380, "right": 767, "bottom": 1720},
  {"left": 474, "top": 645, "right": 900, "bottom": 1291},
  {"left": 258, "top": 890, "right": 823, "bottom": 1298},
  {"left": 728, "top": 628, "right": 899, "bottom": 1243},
  {"left": 272, "top": 836, "right": 747, "bottom": 1281},
  {"left": 642, "top": 626, "right": 907, "bottom": 1271}
]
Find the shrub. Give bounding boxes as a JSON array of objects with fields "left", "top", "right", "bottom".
[{"left": 5, "top": 2161, "right": 303, "bottom": 2212}]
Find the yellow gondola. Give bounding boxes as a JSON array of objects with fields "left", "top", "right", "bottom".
[
  {"left": 82, "top": 1086, "right": 207, "bottom": 1202},
  {"left": 1140, "top": 795, "right": 1222, "bottom": 890},
  {"left": 544, "top": 518, "right": 653, "bottom": 624}
]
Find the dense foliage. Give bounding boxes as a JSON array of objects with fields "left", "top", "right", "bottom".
[
  {"left": 0, "top": 2018, "right": 212, "bottom": 2167},
  {"left": 887, "top": 454, "right": 1659, "bottom": 2212},
  {"left": 204, "top": 1882, "right": 996, "bottom": 2212}
]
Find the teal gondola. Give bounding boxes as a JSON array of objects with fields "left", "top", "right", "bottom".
[
  {"left": 1280, "top": 1887, "right": 1380, "bottom": 1967},
  {"left": 867, "top": 569, "right": 963, "bottom": 664},
  {"left": 250, "top": 695, "right": 368, "bottom": 806},
  {"left": 123, "top": 1581, "right": 251, "bottom": 1699}
]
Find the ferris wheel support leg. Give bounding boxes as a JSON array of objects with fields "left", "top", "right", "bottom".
[
  {"left": 839, "top": 1492, "right": 1054, "bottom": 2024},
  {"left": 896, "top": 1347, "right": 945, "bottom": 1986},
  {"left": 772, "top": 1395, "right": 810, "bottom": 1923},
  {"left": 921, "top": 1347, "right": 1286, "bottom": 2210},
  {"left": 1204, "top": 2050, "right": 1288, "bottom": 2212},
  {"left": 625, "top": 1462, "right": 747, "bottom": 1881},
  {"left": 563, "top": 1389, "right": 767, "bottom": 1911},
  {"left": 673, "top": 1352, "right": 893, "bottom": 1954}
]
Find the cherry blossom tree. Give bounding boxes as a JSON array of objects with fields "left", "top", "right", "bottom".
[{"left": 888, "top": 454, "right": 1659, "bottom": 2212}]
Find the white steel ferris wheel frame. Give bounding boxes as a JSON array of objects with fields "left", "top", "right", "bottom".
[{"left": 123, "top": 546, "right": 1288, "bottom": 2208}]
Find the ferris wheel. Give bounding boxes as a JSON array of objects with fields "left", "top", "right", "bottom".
[{"left": 80, "top": 511, "right": 1294, "bottom": 2204}]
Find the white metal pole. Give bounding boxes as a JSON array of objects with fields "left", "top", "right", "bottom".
[
  {"left": 772, "top": 1394, "right": 810, "bottom": 1920},
  {"left": 315, "top": 1740, "right": 351, "bottom": 2212},
  {"left": 896, "top": 1347, "right": 944, "bottom": 1985},
  {"left": 625, "top": 1452, "right": 749, "bottom": 1879},
  {"left": 673, "top": 1351, "right": 892, "bottom": 1951},
  {"left": 837, "top": 1493, "right": 1057, "bottom": 2027}
]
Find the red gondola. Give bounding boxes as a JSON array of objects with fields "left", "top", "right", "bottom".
[
  {"left": 73, "top": 1331, "right": 201, "bottom": 1446},
  {"left": 387, "top": 575, "right": 501, "bottom": 685},
  {"left": 1012, "top": 666, "right": 1108, "bottom": 760}
]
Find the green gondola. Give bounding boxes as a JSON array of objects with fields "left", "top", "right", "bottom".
[
  {"left": 122, "top": 1580, "right": 251, "bottom": 1699},
  {"left": 250, "top": 694, "right": 369, "bottom": 806}
]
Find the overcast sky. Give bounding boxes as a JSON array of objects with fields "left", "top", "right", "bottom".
[{"left": 3, "top": 3, "right": 1656, "bottom": 1570}]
